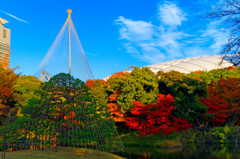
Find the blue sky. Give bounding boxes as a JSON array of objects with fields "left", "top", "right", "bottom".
[{"left": 0, "top": 0, "right": 227, "bottom": 79}]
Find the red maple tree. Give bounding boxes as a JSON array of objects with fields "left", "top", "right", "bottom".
[
  {"left": 126, "top": 94, "right": 192, "bottom": 136},
  {"left": 199, "top": 98, "right": 228, "bottom": 124},
  {"left": 199, "top": 78, "right": 240, "bottom": 126}
]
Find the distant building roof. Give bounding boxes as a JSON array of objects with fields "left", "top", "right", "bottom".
[
  {"left": 104, "top": 55, "right": 239, "bottom": 81},
  {"left": 0, "top": 18, "right": 8, "bottom": 25},
  {"left": 144, "top": 55, "right": 237, "bottom": 74}
]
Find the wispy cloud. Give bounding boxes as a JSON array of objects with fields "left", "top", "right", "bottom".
[
  {"left": 85, "top": 51, "right": 98, "bottom": 56},
  {"left": 202, "top": 20, "right": 228, "bottom": 52},
  {"left": 158, "top": 1, "right": 187, "bottom": 26},
  {"left": 115, "top": 1, "right": 228, "bottom": 64},
  {"left": 0, "top": 10, "right": 30, "bottom": 24},
  {"left": 115, "top": 16, "right": 154, "bottom": 41}
]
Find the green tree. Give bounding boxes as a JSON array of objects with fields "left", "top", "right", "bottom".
[
  {"left": 187, "top": 67, "right": 240, "bottom": 85},
  {"left": 13, "top": 75, "right": 42, "bottom": 107},
  {"left": 2, "top": 73, "right": 123, "bottom": 152},
  {"left": 87, "top": 79, "right": 108, "bottom": 117},
  {"left": 157, "top": 70, "right": 210, "bottom": 125},
  {"left": 117, "top": 67, "right": 159, "bottom": 113},
  {"left": 89, "top": 80, "right": 107, "bottom": 107}
]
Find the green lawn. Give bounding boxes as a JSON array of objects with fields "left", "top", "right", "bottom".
[
  {"left": 120, "top": 131, "right": 181, "bottom": 147},
  {"left": 2, "top": 147, "right": 125, "bottom": 159}
]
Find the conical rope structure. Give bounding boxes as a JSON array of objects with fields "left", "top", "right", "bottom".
[
  {"left": 35, "top": 9, "right": 94, "bottom": 82},
  {"left": 0, "top": 73, "right": 124, "bottom": 153},
  {"left": 0, "top": 10, "right": 123, "bottom": 155}
]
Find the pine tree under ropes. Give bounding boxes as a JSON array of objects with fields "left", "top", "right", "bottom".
[{"left": 0, "top": 73, "right": 123, "bottom": 152}]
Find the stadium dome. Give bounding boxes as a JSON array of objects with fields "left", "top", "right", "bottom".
[
  {"left": 104, "top": 55, "right": 239, "bottom": 80},
  {"left": 143, "top": 55, "right": 237, "bottom": 74}
]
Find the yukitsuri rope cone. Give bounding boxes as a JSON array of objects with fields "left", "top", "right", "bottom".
[
  {"left": 35, "top": 9, "right": 94, "bottom": 82},
  {"left": 0, "top": 73, "right": 124, "bottom": 153}
]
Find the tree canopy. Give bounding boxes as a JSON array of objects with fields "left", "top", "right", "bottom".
[
  {"left": 126, "top": 94, "right": 193, "bottom": 136},
  {"left": 105, "top": 72, "right": 127, "bottom": 122},
  {"left": 187, "top": 67, "right": 240, "bottom": 85},
  {"left": 200, "top": 78, "right": 240, "bottom": 126},
  {"left": 1, "top": 73, "right": 123, "bottom": 152},
  {"left": 117, "top": 67, "right": 159, "bottom": 113},
  {"left": 13, "top": 75, "right": 42, "bottom": 107},
  {"left": 0, "top": 56, "right": 19, "bottom": 125},
  {"left": 157, "top": 70, "right": 209, "bottom": 124}
]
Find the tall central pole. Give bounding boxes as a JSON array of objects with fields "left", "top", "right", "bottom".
[{"left": 67, "top": 9, "right": 72, "bottom": 75}]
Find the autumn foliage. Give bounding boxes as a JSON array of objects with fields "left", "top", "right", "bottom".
[
  {"left": 126, "top": 94, "right": 193, "bottom": 136},
  {"left": 0, "top": 68, "right": 18, "bottom": 102},
  {"left": 0, "top": 54, "right": 19, "bottom": 124},
  {"left": 0, "top": 51, "right": 10, "bottom": 69},
  {"left": 109, "top": 72, "right": 127, "bottom": 78},
  {"left": 84, "top": 67, "right": 240, "bottom": 134},
  {"left": 192, "top": 70, "right": 207, "bottom": 74},
  {"left": 107, "top": 90, "right": 126, "bottom": 122},
  {"left": 85, "top": 80, "right": 95, "bottom": 89},
  {"left": 86, "top": 77, "right": 127, "bottom": 122},
  {"left": 86, "top": 79, "right": 106, "bottom": 90},
  {"left": 200, "top": 78, "right": 240, "bottom": 126},
  {"left": 104, "top": 72, "right": 128, "bottom": 122},
  {"left": 199, "top": 98, "right": 228, "bottom": 124},
  {"left": 224, "top": 66, "right": 237, "bottom": 70}
]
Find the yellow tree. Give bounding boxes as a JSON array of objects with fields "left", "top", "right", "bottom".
[{"left": 13, "top": 75, "right": 42, "bottom": 107}]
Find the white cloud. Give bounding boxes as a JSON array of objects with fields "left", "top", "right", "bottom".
[
  {"left": 139, "top": 46, "right": 165, "bottom": 63},
  {"left": 124, "top": 44, "right": 140, "bottom": 54},
  {"left": 183, "top": 47, "right": 209, "bottom": 57},
  {"left": 202, "top": 21, "right": 228, "bottom": 52},
  {"left": 115, "top": 1, "right": 228, "bottom": 64},
  {"left": 158, "top": 1, "right": 187, "bottom": 26},
  {"left": 115, "top": 16, "right": 154, "bottom": 41},
  {"left": 115, "top": 16, "right": 188, "bottom": 63},
  {"left": 0, "top": 10, "right": 30, "bottom": 24}
]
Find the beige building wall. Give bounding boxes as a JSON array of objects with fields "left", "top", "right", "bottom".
[{"left": 0, "top": 18, "right": 11, "bottom": 67}]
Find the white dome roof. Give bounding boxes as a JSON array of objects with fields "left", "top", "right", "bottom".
[
  {"left": 144, "top": 55, "right": 237, "bottom": 74},
  {"left": 104, "top": 55, "right": 239, "bottom": 81}
]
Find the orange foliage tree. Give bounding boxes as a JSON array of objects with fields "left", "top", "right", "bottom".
[
  {"left": 85, "top": 80, "right": 95, "bottom": 90},
  {"left": 0, "top": 53, "right": 19, "bottom": 124},
  {"left": 86, "top": 79, "right": 106, "bottom": 90},
  {"left": 106, "top": 72, "right": 127, "bottom": 122},
  {"left": 109, "top": 72, "right": 127, "bottom": 78},
  {"left": 85, "top": 73, "right": 127, "bottom": 122},
  {"left": 107, "top": 90, "right": 125, "bottom": 122},
  {"left": 0, "top": 51, "right": 10, "bottom": 69}
]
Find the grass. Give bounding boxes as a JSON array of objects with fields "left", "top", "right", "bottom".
[
  {"left": 2, "top": 147, "right": 125, "bottom": 159},
  {"left": 119, "top": 131, "right": 181, "bottom": 147}
]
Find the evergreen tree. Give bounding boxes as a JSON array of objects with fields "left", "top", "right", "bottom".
[
  {"left": 0, "top": 73, "right": 123, "bottom": 152},
  {"left": 117, "top": 67, "right": 159, "bottom": 113},
  {"left": 157, "top": 70, "right": 211, "bottom": 126}
]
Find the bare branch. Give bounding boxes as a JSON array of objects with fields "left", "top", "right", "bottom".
[{"left": 208, "top": 0, "right": 240, "bottom": 66}]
